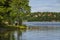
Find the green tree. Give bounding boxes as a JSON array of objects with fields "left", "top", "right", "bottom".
[{"left": 0, "top": 0, "right": 31, "bottom": 26}]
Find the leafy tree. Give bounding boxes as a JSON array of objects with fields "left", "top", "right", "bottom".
[{"left": 0, "top": 0, "right": 31, "bottom": 26}]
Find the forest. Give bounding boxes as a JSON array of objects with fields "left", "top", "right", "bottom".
[{"left": 25, "top": 12, "right": 60, "bottom": 22}]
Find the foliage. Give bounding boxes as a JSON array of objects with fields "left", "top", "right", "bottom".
[
  {"left": 27, "top": 12, "right": 60, "bottom": 22},
  {"left": 0, "top": 0, "right": 30, "bottom": 26}
]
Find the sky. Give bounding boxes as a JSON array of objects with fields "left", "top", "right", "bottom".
[{"left": 29, "top": 0, "right": 60, "bottom": 12}]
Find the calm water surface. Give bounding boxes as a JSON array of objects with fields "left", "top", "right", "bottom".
[
  {"left": 22, "top": 22, "right": 60, "bottom": 27},
  {"left": 1, "top": 22, "right": 60, "bottom": 40},
  {"left": 20, "top": 29, "right": 60, "bottom": 40},
  {"left": 0, "top": 27, "right": 60, "bottom": 40}
]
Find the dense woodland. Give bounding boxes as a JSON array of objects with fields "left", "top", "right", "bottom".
[
  {"left": 0, "top": 0, "right": 31, "bottom": 26},
  {"left": 25, "top": 12, "right": 60, "bottom": 22}
]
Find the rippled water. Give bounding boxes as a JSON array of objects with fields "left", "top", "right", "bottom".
[
  {"left": 7, "top": 27, "right": 59, "bottom": 40},
  {"left": 0, "top": 27, "right": 60, "bottom": 40},
  {"left": 1, "top": 22, "right": 60, "bottom": 40},
  {"left": 20, "top": 29, "right": 60, "bottom": 40},
  {"left": 22, "top": 22, "right": 60, "bottom": 27}
]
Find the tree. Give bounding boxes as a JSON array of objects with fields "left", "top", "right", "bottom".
[{"left": 0, "top": 0, "right": 31, "bottom": 26}]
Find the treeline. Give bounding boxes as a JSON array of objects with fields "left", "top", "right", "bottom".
[{"left": 25, "top": 12, "right": 60, "bottom": 22}]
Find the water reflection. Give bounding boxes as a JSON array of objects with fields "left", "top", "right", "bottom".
[
  {"left": 0, "top": 29, "right": 26, "bottom": 40},
  {"left": 0, "top": 30, "right": 15, "bottom": 40},
  {"left": 14, "top": 30, "right": 22, "bottom": 40},
  {"left": 0, "top": 27, "right": 60, "bottom": 40}
]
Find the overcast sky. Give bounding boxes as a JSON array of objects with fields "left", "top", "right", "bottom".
[{"left": 29, "top": 0, "right": 60, "bottom": 12}]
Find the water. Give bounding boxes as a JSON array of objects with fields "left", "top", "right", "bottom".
[
  {"left": 21, "top": 29, "right": 60, "bottom": 40},
  {"left": 1, "top": 22, "right": 60, "bottom": 40},
  {"left": 22, "top": 22, "right": 60, "bottom": 27},
  {"left": 0, "top": 27, "right": 60, "bottom": 40}
]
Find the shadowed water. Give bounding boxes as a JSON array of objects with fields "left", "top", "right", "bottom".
[{"left": 0, "top": 27, "right": 60, "bottom": 40}]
